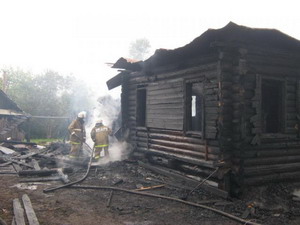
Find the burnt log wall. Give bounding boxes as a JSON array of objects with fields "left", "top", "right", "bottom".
[
  {"left": 122, "top": 54, "right": 232, "bottom": 189},
  {"left": 230, "top": 48, "right": 300, "bottom": 188},
  {"left": 121, "top": 46, "right": 300, "bottom": 191}
]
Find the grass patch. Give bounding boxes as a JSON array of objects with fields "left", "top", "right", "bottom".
[{"left": 31, "top": 138, "right": 63, "bottom": 145}]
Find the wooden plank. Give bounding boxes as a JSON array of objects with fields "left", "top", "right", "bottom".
[
  {"left": 0, "top": 146, "right": 15, "bottom": 154},
  {"left": 147, "top": 97, "right": 183, "bottom": 105},
  {"left": 9, "top": 160, "right": 34, "bottom": 169},
  {"left": 147, "top": 113, "right": 183, "bottom": 120},
  {"left": 13, "top": 199, "right": 26, "bottom": 225},
  {"left": 22, "top": 194, "right": 40, "bottom": 225},
  {"left": 147, "top": 121, "right": 183, "bottom": 130},
  {"left": 147, "top": 104, "right": 183, "bottom": 110},
  {"left": 138, "top": 161, "right": 228, "bottom": 199}
]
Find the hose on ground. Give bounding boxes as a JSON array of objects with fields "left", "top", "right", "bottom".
[
  {"left": 42, "top": 142, "right": 261, "bottom": 225},
  {"left": 43, "top": 142, "right": 95, "bottom": 193},
  {"left": 69, "top": 185, "right": 261, "bottom": 225}
]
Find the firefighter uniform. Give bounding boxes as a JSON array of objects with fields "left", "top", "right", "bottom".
[
  {"left": 68, "top": 112, "right": 86, "bottom": 158},
  {"left": 91, "top": 121, "right": 112, "bottom": 160}
]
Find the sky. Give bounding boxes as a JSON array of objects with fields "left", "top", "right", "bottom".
[{"left": 0, "top": 0, "right": 299, "bottom": 98}]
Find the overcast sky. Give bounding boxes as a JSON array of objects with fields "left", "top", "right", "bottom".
[{"left": 0, "top": 0, "right": 299, "bottom": 97}]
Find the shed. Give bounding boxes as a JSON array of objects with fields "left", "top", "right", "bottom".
[
  {"left": 0, "top": 89, "right": 29, "bottom": 141},
  {"left": 107, "top": 22, "right": 300, "bottom": 195}
]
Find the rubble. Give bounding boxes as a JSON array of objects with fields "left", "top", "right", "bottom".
[{"left": 0, "top": 141, "right": 300, "bottom": 224}]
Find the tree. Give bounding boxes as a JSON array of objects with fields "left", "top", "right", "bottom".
[
  {"left": 4, "top": 68, "right": 93, "bottom": 139},
  {"left": 129, "top": 38, "right": 151, "bottom": 61}
]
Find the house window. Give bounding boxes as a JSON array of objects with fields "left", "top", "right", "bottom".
[
  {"left": 186, "top": 82, "right": 203, "bottom": 132},
  {"left": 136, "top": 88, "right": 146, "bottom": 127},
  {"left": 261, "top": 79, "right": 284, "bottom": 133}
]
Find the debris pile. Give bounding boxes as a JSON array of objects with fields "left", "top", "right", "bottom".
[
  {"left": 0, "top": 141, "right": 82, "bottom": 184},
  {"left": 0, "top": 141, "right": 300, "bottom": 225}
]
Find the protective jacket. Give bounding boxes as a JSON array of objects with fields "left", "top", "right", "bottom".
[
  {"left": 91, "top": 124, "right": 112, "bottom": 147},
  {"left": 68, "top": 118, "right": 86, "bottom": 144}
]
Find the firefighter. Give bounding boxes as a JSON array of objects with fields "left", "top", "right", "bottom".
[
  {"left": 90, "top": 120, "right": 112, "bottom": 161},
  {"left": 68, "top": 111, "right": 86, "bottom": 158}
]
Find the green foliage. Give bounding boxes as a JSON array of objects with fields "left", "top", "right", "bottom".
[
  {"left": 31, "top": 138, "right": 63, "bottom": 145},
  {"left": 129, "top": 38, "right": 151, "bottom": 60},
  {"left": 4, "top": 68, "right": 92, "bottom": 139}
]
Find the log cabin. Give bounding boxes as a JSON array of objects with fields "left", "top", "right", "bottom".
[
  {"left": 107, "top": 22, "right": 300, "bottom": 195},
  {"left": 0, "top": 89, "right": 29, "bottom": 141}
]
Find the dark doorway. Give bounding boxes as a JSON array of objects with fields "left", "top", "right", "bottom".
[
  {"left": 261, "top": 79, "right": 283, "bottom": 133},
  {"left": 136, "top": 89, "right": 146, "bottom": 127}
]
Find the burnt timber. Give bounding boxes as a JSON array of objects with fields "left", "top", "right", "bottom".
[{"left": 107, "top": 22, "right": 300, "bottom": 195}]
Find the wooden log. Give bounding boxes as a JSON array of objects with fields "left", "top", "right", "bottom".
[
  {"left": 149, "top": 143, "right": 219, "bottom": 160},
  {"left": 241, "top": 148, "right": 300, "bottom": 158},
  {"left": 147, "top": 96, "right": 183, "bottom": 105},
  {"left": 147, "top": 113, "right": 183, "bottom": 120},
  {"left": 22, "top": 194, "right": 39, "bottom": 225},
  {"left": 148, "top": 132, "right": 205, "bottom": 145},
  {"left": 149, "top": 138, "right": 220, "bottom": 154},
  {"left": 178, "top": 164, "right": 218, "bottom": 178},
  {"left": 147, "top": 88, "right": 183, "bottom": 97},
  {"left": 106, "top": 191, "right": 114, "bottom": 207},
  {"left": 138, "top": 161, "right": 228, "bottom": 198},
  {"left": 8, "top": 160, "right": 34, "bottom": 169},
  {"left": 2, "top": 140, "right": 37, "bottom": 146},
  {"left": 136, "top": 147, "right": 216, "bottom": 168},
  {"left": 147, "top": 81, "right": 182, "bottom": 91},
  {"left": 13, "top": 199, "right": 25, "bottom": 225},
  {"left": 244, "top": 171, "right": 300, "bottom": 185},
  {"left": 18, "top": 168, "right": 73, "bottom": 177},
  {"left": 0, "top": 146, "right": 15, "bottom": 154},
  {"left": 244, "top": 162, "right": 300, "bottom": 177},
  {"left": 243, "top": 155, "right": 300, "bottom": 166},
  {"left": 20, "top": 176, "right": 64, "bottom": 183},
  {"left": 148, "top": 128, "right": 183, "bottom": 136},
  {"left": 153, "top": 62, "right": 219, "bottom": 81}
]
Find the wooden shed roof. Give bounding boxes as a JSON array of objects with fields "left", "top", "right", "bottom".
[{"left": 0, "top": 89, "right": 27, "bottom": 116}]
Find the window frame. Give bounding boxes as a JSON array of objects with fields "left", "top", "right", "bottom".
[
  {"left": 260, "top": 76, "right": 286, "bottom": 134},
  {"left": 184, "top": 79, "right": 205, "bottom": 137},
  {"left": 136, "top": 86, "right": 147, "bottom": 128}
]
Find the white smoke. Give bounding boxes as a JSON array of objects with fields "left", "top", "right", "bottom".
[{"left": 84, "top": 94, "right": 130, "bottom": 163}]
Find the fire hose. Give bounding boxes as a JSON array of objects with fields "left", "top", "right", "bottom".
[
  {"left": 43, "top": 142, "right": 95, "bottom": 193},
  {"left": 43, "top": 142, "right": 261, "bottom": 225}
]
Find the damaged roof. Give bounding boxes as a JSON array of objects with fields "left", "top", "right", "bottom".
[
  {"left": 107, "top": 22, "right": 300, "bottom": 89},
  {"left": 113, "top": 22, "right": 300, "bottom": 71}
]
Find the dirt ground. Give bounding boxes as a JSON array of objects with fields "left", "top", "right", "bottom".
[{"left": 1, "top": 159, "right": 300, "bottom": 225}]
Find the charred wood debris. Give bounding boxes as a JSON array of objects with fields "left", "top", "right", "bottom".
[{"left": 0, "top": 141, "right": 299, "bottom": 225}]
